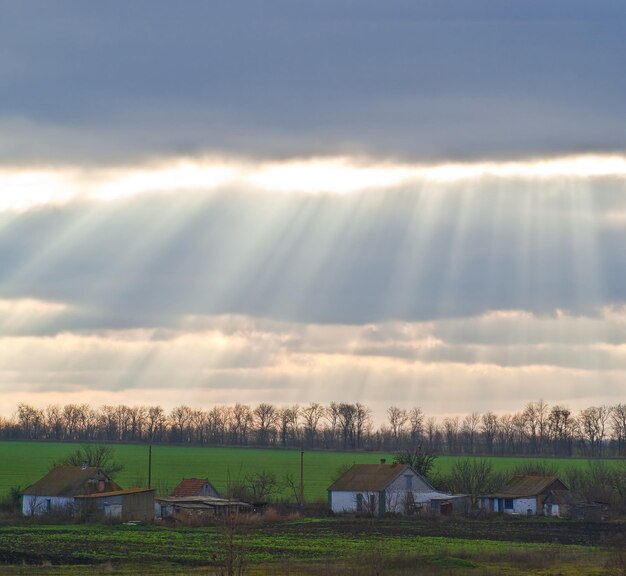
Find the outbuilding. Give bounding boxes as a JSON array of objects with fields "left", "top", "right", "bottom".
[
  {"left": 155, "top": 496, "right": 252, "bottom": 520},
  {"left": 478, "top": 475, "right": 569, "bottom": 516},
  {"left": 75, "top": 487, "right": 155, "bottom": 522}
]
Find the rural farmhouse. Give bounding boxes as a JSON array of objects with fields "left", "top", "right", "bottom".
[
  {"left": 328, "top": 460, "right": 468, "bottom": 516},
  {"left": 22, "top": 465, "right": 154, "bottom": 521},
  {"left": 478, "top": 475, "right": 569, "bottom": 516}
]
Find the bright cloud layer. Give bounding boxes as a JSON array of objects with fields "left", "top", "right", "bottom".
[
  {"left": 2, "top": 154, "right": 626, "bottom": 212},
  {"left": 1, "top": 310, "right": 626, "bottom": 421}
]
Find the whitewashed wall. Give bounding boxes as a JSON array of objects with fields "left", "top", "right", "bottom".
[
  {"left": 511, "top": 497, "right": 536, "bottom": 515},
  {"left": 22, "top": 495, "right": 74, "bottom": 516},
  {"left": 386, "top": 469, "right": 432, "bottom": 493},
  {"left": 330, "top": 491, "right": 378, "bottom": 513}
]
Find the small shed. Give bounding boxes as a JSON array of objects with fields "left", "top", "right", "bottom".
[
  {"left": 478, "top": 475, "right": 569, "bottom": 516},
  {"left": 155, "top": 496, "right": 252, "bottom": 520},
  {"left": 21, "top": 465, "right": 121, "bottom": 516},
  {"left": 327, "top": 461, "right": 459, "bottom": 516},
  {"left": 75, "top": 488, "right": 155, "bottom": 522},
  {"left": 170, "top": 478, "right": 220, "bottom": 498},
  {"left": 543, "top": 490, "right": 602, "bottom": 519}
]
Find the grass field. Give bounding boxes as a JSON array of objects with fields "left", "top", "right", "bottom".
[{"left": 0, "top": 440, "right": 616, "bottom": 501}]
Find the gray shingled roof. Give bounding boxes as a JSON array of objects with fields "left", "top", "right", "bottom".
[{"left": 22, "top": 466, "right": 121, "bottom": 497}]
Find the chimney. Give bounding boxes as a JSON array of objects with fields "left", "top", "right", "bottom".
[{"left": 380, "top": 458, "right": 386, "bottom": 465}]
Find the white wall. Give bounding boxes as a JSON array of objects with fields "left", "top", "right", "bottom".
[
  {"left": 479, "top": 496, "right": 537, "bottom": 515},
  {"left": 511, "top": 498, "right": 536, "bottom": 515},
  {"left": 330, "top": 491, "right": 378, "bottom": 513},
  {"left": 386, "top": 470, "right": 432, "bottom": 493},
  {"left": 22, "top": 495, "right": 74, "bottom": 516}
]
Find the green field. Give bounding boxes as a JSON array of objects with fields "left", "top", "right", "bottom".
[
  {"left": 0, "top": 440, "right": 615, "bottom": 501},
  {"left": 0, "top": 518, "right": 617, "bottom": 575}
]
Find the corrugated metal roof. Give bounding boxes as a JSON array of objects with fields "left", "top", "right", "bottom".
[
  {"left": 156, "top": 496, "right": 252, "bottom": 509},
  {"left": 22, "top": 466, "right": 121, "bottom": 497},
  {"left": 412, "top": 490, "right": 455, "bottom": 503},
  {"left": 170, "top": 478, "right": 218, "bottom": 497},
  {"left": 493, "top": 475, "right": 568, "bottom": 497},
  {"left": 328, "top": 463, "right": 431, "bottom": 492}
]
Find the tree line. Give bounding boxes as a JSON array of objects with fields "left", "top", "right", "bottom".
[{"left": 2, "top": 400, "right": 626, "bottom": 457}]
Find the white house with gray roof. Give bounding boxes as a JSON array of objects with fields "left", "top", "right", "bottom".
[{"left": 327, "top": 460, "right": 468, "bottom": 516}]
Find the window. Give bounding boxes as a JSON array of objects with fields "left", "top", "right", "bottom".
[
  {"left": 404, "top": 475, "right": 413, "bottom": 489},
  {"left": 504, "top": 498, "right": 514, "bottom": 509},
  {"left": 45, "top": 499, "right": 51, "bottom": 512},
  {"left": 356, "top": 493, "right": 363, "bottom": 512}
]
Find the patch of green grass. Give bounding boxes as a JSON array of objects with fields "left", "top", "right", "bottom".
[{"left": 0, "top": 440, "right": 619, "bottom": 502}]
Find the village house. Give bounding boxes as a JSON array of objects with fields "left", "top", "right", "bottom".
[
  {"left": 327, "top": 460, "right": 468, "bottom": 516},
  {"left": 155, "top": 476, "right": 251, "bottom": 520},
  {"left": 170, "top": 478, "right": 220, "bottom": 498},
  {"left": 21, "top": 465, "right": 154, "bottom": 521},
  {"left": 22, "top": 465, "right": 121, "bottom": 516},
  {"left": 478, "top": 475, "right": 569, "bottom": 516}
]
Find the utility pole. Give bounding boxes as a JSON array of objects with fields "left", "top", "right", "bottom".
[
  {"left": 148, "top": 444, "right": 152, "bottom": 489},
  {"left": 300, "top": 448, "right": 304, "bottom": 507}
]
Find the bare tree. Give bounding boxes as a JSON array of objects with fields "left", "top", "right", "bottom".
[
  {"left": 301, "top": 403, "right": 324, "bottom": 446},
  {"left": 324, "top": 402, "right": 341, "bottom": 447},
  {"left": 230, "top": 404, "right": 252, "bottom": 445},
  {"left": 45, "top": 404, "right": 63, "bottom": 440},
  {"left": 355, "top": 403, "right": 372, "bottom": 448},
  {"left": 393, "top": 447, "right": 438, "bottom": 480},
  {"left": 146, "top": 405, "right": 166, "bottom": 442},
  {"left": 611, "top": 404, "right": 626, "bottom": 456},
  {"left": 548, "top": 405, "right": 574, "bottom": 456},
  {"left": 578, "top": 405, "right": 611, "bottom": 457},
  {"left": 17, "top": 403, "right": 44, "bottom": 439},
  {"left": 523, "top": 400, "right": 549, "bottom": 454},
  {"left": 337, "top": 403, "right": 357, "bottom": 448},
  {"left": 99, "top": 405, "right": 118, "bottom": 441},
  {"left": 446, "top": 458, "right": 502, "bottom": 505},
  {"left": 59, "top": 444, "right": 124, "bottom": 477},
  {"left": 254, "top": 403, "right": 278, "bottom": 446},
  {"left": 408, "top": 407, "right": 424, "bottom": 445},
  {"left": 387, "top": 406, "right": 409, "bottom": 448},
  {"left": 443, "top": 416, "right": 459, "bottom": 453},
  {"left": 170, "top": 405, "right": 193, "bottom": 443},
  {"left": 461, "top": 412, "right": 481, "bottom": 454},
  {"left": 243, "top": 470, "right": 279, "bottom": 502},
  {"left": 480, "top": 412, "right": 499, "bottom": 454}
]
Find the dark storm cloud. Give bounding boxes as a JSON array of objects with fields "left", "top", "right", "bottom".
[{"left": 1, "top": 1, "right": 625, "bottom": 164}]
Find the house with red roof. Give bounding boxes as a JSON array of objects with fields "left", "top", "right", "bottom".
[{"left": 170, "top": 478, "right": 220, "bottom": 498}]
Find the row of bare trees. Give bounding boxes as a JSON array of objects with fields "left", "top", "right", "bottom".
[{"left": 2, "top": 400, "right": 626, "bottom": 457}]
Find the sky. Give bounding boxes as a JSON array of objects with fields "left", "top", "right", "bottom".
[{"left": 1, "top": 1, "right": 626, "bottom": 422}]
